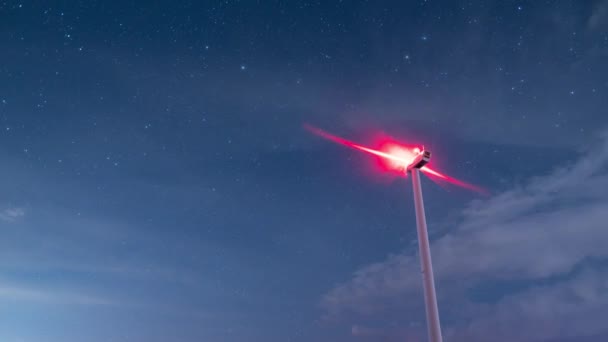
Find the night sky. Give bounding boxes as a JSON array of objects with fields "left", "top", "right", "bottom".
[{"left": 2, "top": 1, "right": 608, "bottom": 341}]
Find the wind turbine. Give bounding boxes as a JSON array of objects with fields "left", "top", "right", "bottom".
[{"left": 305, "top": 124, "right": 485, "bottom": 342}]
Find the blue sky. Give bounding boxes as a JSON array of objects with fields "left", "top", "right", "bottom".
[{"left": 1, "top": 1, "right": 608, "bottom": 341}]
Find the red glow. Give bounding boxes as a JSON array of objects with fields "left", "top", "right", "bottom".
[
  {"left": 304, "top": 124, "right": 487, "bottom": 194},
  {"left": 420, "top": 166, "right": 488, "bottom": 195},
  {"left": 303, "top": 124, "right": 418, "bottom": 173},
  {"left": 375, "top": 141, "right": 419, "bottom": 173}
]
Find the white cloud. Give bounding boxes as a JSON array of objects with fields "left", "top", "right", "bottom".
[
  {"left": 445, "top": 268, "right": 608, "bottom": 342},
  {"left": 350, "top": 324, "right": 424, "bottom": 342},
  {"left": 321, "top": 132, "right": 608, "bottom": 340},
  {"left": 0, "top": 207, "right": 25, "bottom": 222},
  {"left": 588, "top": 0, "right": 608, "bottom": 30},
  {"left": 0, "top": 283, "right": 117, "bottom": 306}
]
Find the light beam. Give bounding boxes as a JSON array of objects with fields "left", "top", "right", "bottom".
[{"left": 304, "top": 124, "right": 486, "bottom": 194}]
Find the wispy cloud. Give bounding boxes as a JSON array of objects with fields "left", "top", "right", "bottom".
[
  {"left": 321, "top": 132, "right": 608, "bottom": 340},
  {"left": 445, "top": 267, "right": 608, "bottom": 342},
  {"left": 0, "top": 283, "right": 117, "bottom": 306},
  {"left": 350, "top": 324, "right": 424, "bottom": 342},
  {"left": 588, "top": 0, "right": 608, "bottom": 31},
  {"left": 0, "top": 207, "right": 25, "bottom": 222}
]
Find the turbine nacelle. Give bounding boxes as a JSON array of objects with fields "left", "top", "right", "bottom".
[{"left": 407, "top": 150, "right": 431, "bottom": 171}]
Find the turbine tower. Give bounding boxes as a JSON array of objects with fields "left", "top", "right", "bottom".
[{"left": 406, "top": 150, "right": 443, "bottom": 342}]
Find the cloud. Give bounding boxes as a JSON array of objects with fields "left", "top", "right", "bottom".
[
  {"left": 0, "top": 283, "right": 117, "bottom": 306},
  {"left": 0, "top": 207, "right": 25, "bottom": 222},
  {"left": 321, "top": 131, "right": 608, "bottom": 340},
  {"left": 588, "top": 0, "right": 608, "bottom": 30},
  {"left": 351, "top": 325, "right": 424, "bottom": 342},
  {"left": 445, "top": 267, "right": 608, "bottom": 342}
]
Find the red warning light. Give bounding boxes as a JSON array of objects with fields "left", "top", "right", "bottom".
[{"left": 304, "top": 124, "right": 487, "bottom": 194}]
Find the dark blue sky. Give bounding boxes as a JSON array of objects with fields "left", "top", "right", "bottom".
[{"left": 1, "top": 1, "right": 608, "bottom": 341}]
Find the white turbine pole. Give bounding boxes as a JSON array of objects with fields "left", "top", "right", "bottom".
[{"left": 410, "top": 166, "right": 443, "bottom": 342}]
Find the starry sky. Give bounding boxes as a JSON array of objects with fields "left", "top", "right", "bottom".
[{"left": 1, "top": 1, "right": 608, "bottom": 341}]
